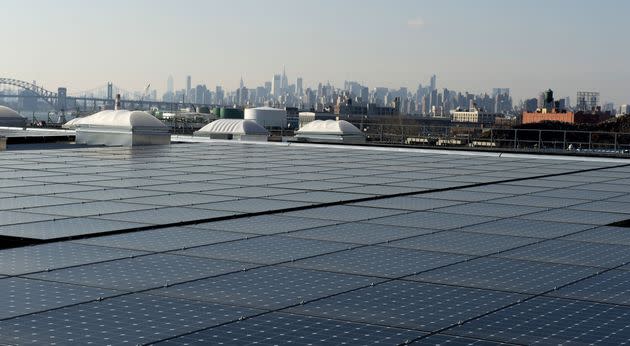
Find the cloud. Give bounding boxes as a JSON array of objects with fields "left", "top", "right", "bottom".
[{"left": 407, "top": 17, "right": 425, "bottom": 29}]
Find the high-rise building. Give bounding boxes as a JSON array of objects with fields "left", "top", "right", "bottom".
[
  {"left": 296, "top": 78, "right": 303, "bottom": 96},
  {"left": 272, "top": 74, "right": 281, "bottom": 98},
  {"left": 576, "top": 91, "right": 600, "bottom": 111},
  {"left": 167, "top": 75, "right": 174, "bottom": 94},
  {"left": 215, "top": 86, "right": 224, "bottom": 105},
  {"left": 186, "top": 76, "right": 192, "bottom": 102},
  {"left": 281, "top": 67, "right": 288, "bottom": 95},
  {"left": 430, "top": 75, "right": 437, "bottom": 91}
]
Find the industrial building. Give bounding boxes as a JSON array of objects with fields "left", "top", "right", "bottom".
[
  {"left": 244, "top": 106, "right": 287, "bottom": 128},
  {"left": 194, "top": 119, "right": 269, "bottom": 141},
  {"left": 0, "top": 105, "right": 27, "bottom": 127},
  {"left": 522, "top": 89, "right": 612, "bottom": 125},
  {"left": 213, "top": 107, "right": 244, "bottom": 119},
  {"left": 450, "top": 107, "right": 499, "bottom": 124}
]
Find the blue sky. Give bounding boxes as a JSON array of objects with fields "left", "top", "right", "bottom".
[{"left": 2, "top": 0, "right": 629, "bottom": 103}]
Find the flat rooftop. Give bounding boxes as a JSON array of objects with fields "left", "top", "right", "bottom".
[{"left": 1, "top": 141, "right": 630, "bottom": 344}]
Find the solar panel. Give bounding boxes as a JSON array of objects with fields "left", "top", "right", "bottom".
[
  {"left": 156, "top": 312, "right": 425, "bottom": 345},
  {"left": 150, "top": 266, "right": 380, "bottom": 309},
  {"left": 177, "top": 235, "right": 353, "bottom": 265},
  {"left": 565, "top": 226, "right": 630, "bottom": 246},
  {"left": 457, "top": 218, "right": 594, "bottom": 238},
  {"left": 0, "top": 293, "right": 261, "bottom": 345},
  {"left": 0, "top": 217, "right": 152, "bottom": 240},
  {"left": 0, "top": 277, "right": 119, "bottom": 320},
  {"left": 284, "top": 205, "right": 409, "bottom": 222},
  {"left": 1, "top": 141, "right": 630, "bottom": 345},
  {"left": 549, "top": 269, "right": 630, "bottom": 305},
  {"left": 351, "top": 196, "right": 465, "bottom": 211},
  {"left": 0, "top": 242, "right": 145, "bottom": 276},
  {"left": 410, "top": 256, "right": 599, "bottom": 294},
  {"left": 385, "top": 231, "right": 538, "bottom": 256},
  {"left": 286, "top": 280, "right": 525, "bottom": 331},
  {"left": 27, "top": 253, "right": 254, "bottom": 291},
  {"left": 449, "top": 296, "right": 630, "bottom": 345},
  {"left": 519, "top": 209, "right": 629, "bottom": 225},
  {"left": 287, "top": 245, "right": 470, "bottom": 278},
  {"left": 193, "top": 214, "right": 339, "bottom": 235},
  {"left": 498, "top": 239, "right": 630, "bottom": 268},
  {"left": 72, "top": 226, "right": 248, "bottom": 252},
  {"left": 366, "top": 211, "right": 497, "bottom": 230},
  {"left": 287, "top": 222, "right": 437, "bottom": 245}
]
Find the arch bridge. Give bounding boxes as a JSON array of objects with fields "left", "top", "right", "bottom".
[{"left": 0, "top": 78, "right": 59, "bottom": 108}]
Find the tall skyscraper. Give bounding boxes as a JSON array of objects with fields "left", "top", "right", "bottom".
[
  {"left": 166, "top": 75, "right": 174, "bottom": 94},
  {"left": 296, "top": 77, "right": 303, "bottom": 96},
  {"left": 430, "top": 75, "right": 437, "bottom": 91},
  {"left": 186, "top": 76, "right": 192, "bottom": 102},
  {"left": 281, "top": 67, "right": 288, "bottom": 95},
  {"left": 272, "top": 74, "right": 281, "bottom": 98}
]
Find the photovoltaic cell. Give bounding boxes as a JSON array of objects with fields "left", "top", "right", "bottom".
[
  {"left": 0, "top": 242, "right": 145, "bottom": 276},
  {"left": 418, "top": 333, "right": 511, "bottom": 345},
  {"left": 366, "top": 211, "right": 497, "bottom": 230},
  {"left": 150, "top": 266, "right": 380, "bottom": 310},
  {"left": 352, "top": 196, "right": 465, "bottom": 211},
  {"left": 287, "top": 222, "right": 437, "bottom": 245},
  {"left": 386, "top": 231, "right": 538, "bottom": 256},
  {"left": 177, "top": 236, "right": 352, "bottom": 265},
  {"left": 193, "top": 214, "right": 338, "bottom": 235},
  {"left": 565, "top": 226, "right": 630, "bottom": 246},
  {"left": 286, "top": 280, "right": 526, "bottom": 331},
  {"left": 457, "top": 218, "right": 594, "bottom": 239},
  {"left": 432, "top": 202, "right": 546, "bottom": 218},
  {"left": 1, "top": 141, "right": 629, "bottom": 346},
  {"left": 284, "top": 205, "right": 409, "bottom": 222},
  {"left": 549, "top": 269, "right": 630, "bottom": 305},
  {"left": 155, "top": 312, "right": 425, "bottom": 345},
  {"left": 0, "top": 293, "right": 261, "bottom": 345},
  {"left": 519, "top": 209, "right": 629, "bottom": 225},
  {"left": 410, "top": 257, "right": 599, "bottom": 294},
  {"left": 0, "top": 277, "right": 120, "bottom": 320},
  {"left": 0, "top": 217, "right": 152, "bottom": 240},
  {"left": 449, "top": 297, "right": 630, "bottom": 345},
  {"left": 287, "top": 246, "right": 470, "bottom": 278},
  {"left": 27, "top": 253, "right": 254, "bottom": 291},
  {"left": 497, "top": 239, "right": 630, "bottom": 268},
  {"left": 72, "top": 226, "right": 248, "bottom": 252},
  {"left": 94, "top": 206, "right": 240, "bottom": 224}
]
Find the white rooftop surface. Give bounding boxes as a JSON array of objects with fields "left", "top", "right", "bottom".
[
  {"left": 195, "top": 119, "right": 269, "bottom": 135},
  {"left": 1, "top": 141, "right": 630, "bottom": 345},
  {"left": 72, "top": 110, "right": 167, "bottom": 130},
  {"left": 297, "top": 119, "right": 363, "bottom": 135}
]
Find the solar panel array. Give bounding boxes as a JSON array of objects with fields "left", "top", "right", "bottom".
[{"left": 1, "top": 142, "right": 630, "bottom": 345}]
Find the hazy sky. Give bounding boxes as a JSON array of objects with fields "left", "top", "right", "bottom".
[{"left": 2, "top": 0, "right": 629, "bottom": 103}]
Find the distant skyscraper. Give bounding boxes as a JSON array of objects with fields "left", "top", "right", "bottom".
[
  {"left": 430, "top": 75, "right": 437, "bottom": 91},
  {"left": 296, "top": 77, "right": 303, "bottom": 96},
  {"left": 492, "top": 88, "right": 509, "bottom": 98},
  {"left": 281, "top": 67, "right": 288, "bottom": 95},
  {"left": 186, "top": 76, "right": 192, "bottom": 102},
  {"left": 272, "top": 74, "right": 281, "bottom": 98},
  {"left": 239, "top": 77, "right": 244, "bottom": 89},
  {"left": 166, "top": 75, "right": 174, "bottom": 94}
]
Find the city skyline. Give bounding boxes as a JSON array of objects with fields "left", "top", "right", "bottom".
[{"left": 2, "top": 0, "right": 629, "bottom": 104}]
